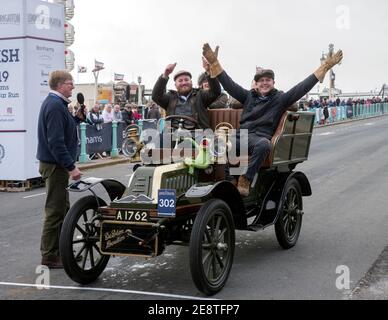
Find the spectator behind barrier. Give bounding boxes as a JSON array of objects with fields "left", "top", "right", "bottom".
[
  {"left": 146, "top": 101, "right": 161, "bottom": 120},
  {"left": 87, "top": 103, "right": 104, "bottom": 130},
  {"left": 102, "top": 104, "right": 114, "bottom": 123},
  {"left": 113, "top": 104, "right": 123, "bottom": 122},
  {"left": 131, "top": 104, "right": 142, "bottom": 121},
  {"left": 74, "top": 92, "right": 88, "bottom": 124},
  {"left": 122, "top": 103, "right": 134, "bottom": 125}
]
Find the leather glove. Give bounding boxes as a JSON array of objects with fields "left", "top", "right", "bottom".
[
  {"left": 314, "top": 50, "right": 343, "bottom": 83},
  {"left": 202, "top": 43, "right": 223, "bottom": 78}
]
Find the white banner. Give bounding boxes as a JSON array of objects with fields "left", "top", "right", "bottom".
[
  {"left": 0, "top": 0, "right": 24, "bottom": 38},
  {"left": 0, "top": 40, "right": 24, "bottom": 130},
  {"left": 0, "top": 133, "right": 26, "bottom": 180},
  {"left": 0, "top": 0, "right": 64, "bottom": 181},
  {"left": 26, "top": 0, "right": 65, "bottom": 42}
]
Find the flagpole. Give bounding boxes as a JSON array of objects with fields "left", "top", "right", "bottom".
[{"left": 93, "top": 70, "right": 98, "bottom": 106}]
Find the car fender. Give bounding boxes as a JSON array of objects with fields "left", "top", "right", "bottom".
[
  {"left": 67, "top": 177, "right": 126, "bottom": 205},
  {"left": 185, "top": 181, "right": 247, "bottom": 228}
]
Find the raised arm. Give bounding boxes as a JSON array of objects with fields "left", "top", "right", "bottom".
[
  {"left": 200, "top": 73, "right": 222, "bottom": 107},
  {"left": 281, "top": 74, "right": 319, "bottom": 108},
  {"left": 281, "top": 50, "right": 343, "bottom": 108},
  {"left": 151, "top": 63, "right": 177, "bottom": 109},
  {"left": 202, "top": 43, "right": 249, "bottom": 104}
]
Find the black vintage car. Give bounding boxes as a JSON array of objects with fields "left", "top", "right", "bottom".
[{"left": 59, "top": 108, "right": 315, "bottom": 296}]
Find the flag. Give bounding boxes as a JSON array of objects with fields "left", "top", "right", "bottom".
[
  {"left": 78, "top": 65, "right": 87, "bottom": 73},
  {"left": 114, "top": 73, "right": 124, "bottom": 81},
  {"left": 94, "top": 60, "right": 104, "bottom": 71}
]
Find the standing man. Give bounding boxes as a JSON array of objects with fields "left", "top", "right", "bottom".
[
  {"left": 37, "top": 70, "right": 82, "bottom": 268},
  {"left": 152, "top": 61, "right": 221, "bottom": 129},
  {"left": 202, "top": 43, "right": 343, "bottom": 196}
]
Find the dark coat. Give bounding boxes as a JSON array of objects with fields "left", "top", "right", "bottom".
[
  {"left": 121, "top": 109, "right": 134, "bottom": 125},
  {"left": 36, "top": 93, "right": 78, "bottom": 171},
  {"left": 152, "top": 73, "right": 221, "bottom": 129},
  {"left": 217, "top": 71, "right": 318, "bottom": 139},
  {"left": 147, "top": 107, "right": 161, "bottom": 120},
  {"left": 87, "top": 110, "right": 104, "bottom": 130}
]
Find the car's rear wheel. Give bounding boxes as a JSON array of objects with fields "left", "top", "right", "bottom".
[
  {"left": 275, "top": 178, "right": 303, "bottom": 249},
  {"left": 189, "top": 199, "right": 235, "bottom": 296},
  {"left": 59, "top": 195, "right": 110, "bottom": 284}
]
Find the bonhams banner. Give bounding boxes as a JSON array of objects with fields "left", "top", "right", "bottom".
[
  {"left": 0, "top": 0, "right": 64, "bottom": 180},
  {"left": 78, "top": 122, "right": 126, "bottom": 155}
]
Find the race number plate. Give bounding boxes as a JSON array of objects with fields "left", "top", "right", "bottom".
[
  {"left": 157, "top": 189, "right": 176, "bottom": 217},
  {"left": 115, "top": 210, "right": 149, "bottom": 222}
]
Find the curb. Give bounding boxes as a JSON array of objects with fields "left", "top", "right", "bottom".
[{"left": 77, "top": 157, "right": 131, "bottom": 171}]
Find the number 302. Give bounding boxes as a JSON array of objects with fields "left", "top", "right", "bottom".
[{"left": 159, "top": 199, "right": 174, "bottom": 208}]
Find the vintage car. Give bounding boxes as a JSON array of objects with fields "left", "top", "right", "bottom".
[{"left": 59, "top": 109, "right": 315, "bottom": 296}]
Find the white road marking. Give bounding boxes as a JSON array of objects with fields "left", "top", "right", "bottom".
[
  {"left": 0, "top": 282, "right": 217, "bottom": 300},
  {"left": 22, "top": 193, "right": 46, "bottom": 199},
  {"left": 316, "top": 132, "right": 335, "bottom": 136},
  {"left": 364, "top": 122, "right": 375, "bottom": 126}
]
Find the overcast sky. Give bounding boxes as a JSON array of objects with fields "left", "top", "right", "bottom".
[{"left": 67, "top": 0, "right": 387, "bottom": 93}]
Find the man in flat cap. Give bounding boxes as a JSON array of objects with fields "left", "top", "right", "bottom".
[
  {"left": 202, "top": 43, "right": 343, "bottom": 196},
  {"left": 152, "top": 62, "right": 221, "bottom": 129}
]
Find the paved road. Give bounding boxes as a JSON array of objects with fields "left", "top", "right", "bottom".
[{"left": 1, "top": 116, "right": 388, "bottom": 300}]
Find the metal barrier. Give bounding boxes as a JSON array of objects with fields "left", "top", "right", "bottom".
[
  {"left": 78, "top": 121, "right": 125, "bottom": 163},
  {"left": 77, "top": 119, "right": 158, "bottom": 163},
  {"left": 311, "top": 103, "right": 388, "bottom": 125}
]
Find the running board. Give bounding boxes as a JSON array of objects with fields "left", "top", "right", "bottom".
[{"left": 245, "top": 224, "right": 265, "bottom": 232}]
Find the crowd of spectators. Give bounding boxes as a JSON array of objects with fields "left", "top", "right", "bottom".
[
  {"left": 67, "top": 93, "right": 165, "bottom": 130},
  {"left": 297, "top": 96, "right": 388, "bottom": 124},
  {"left": 299, "top": 96, "right": 388, "bottom": 111}
]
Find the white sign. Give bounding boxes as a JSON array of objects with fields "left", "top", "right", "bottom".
[
  {"left": 0, "top": 0, "right": 24, "bottom": 38},
  {"left": 0, "top": 0, "right": 64, "bottom": 180},
  {"left": 0, "top": 40, "right": 24, "bottom": 130}
]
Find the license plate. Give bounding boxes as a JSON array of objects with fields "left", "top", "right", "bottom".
[{"left": 115, "top": 210, "right": 149, "bottom": 222}]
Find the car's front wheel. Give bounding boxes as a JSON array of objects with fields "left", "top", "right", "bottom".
[
  {"left": 59, "top": 195, "right": 110, "bottom": 284},
  {"left": 189, "top": 199, "right": 235, "bottom": 296}
]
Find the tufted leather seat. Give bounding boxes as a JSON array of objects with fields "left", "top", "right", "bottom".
[{"left": 209, "top": 108, "right": 243, "bottom": 131}]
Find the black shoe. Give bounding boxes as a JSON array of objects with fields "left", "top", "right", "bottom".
[{"left": 41, "top": 255, "right": 63, "bottom": 269}]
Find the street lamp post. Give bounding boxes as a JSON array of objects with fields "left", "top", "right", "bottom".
[
  {"left": 93, "top": 70, "right": 99, "bottom": 106},
  {"left": 137, "top": 76, "right": 144, "bottom": 118},
  {"left": 320, "top": 44, "right": 336, "bottom": 100},
  {"left": 137, "top": 76, "right": 142, "bottom": 106}
]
